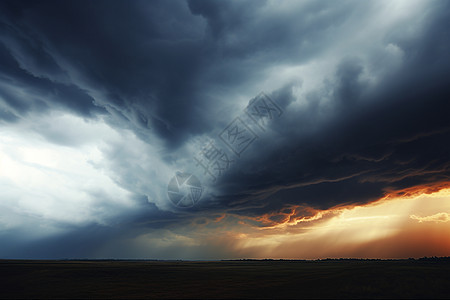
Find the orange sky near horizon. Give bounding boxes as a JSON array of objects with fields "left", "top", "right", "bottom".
[
  {"left": 228, "top": 186, "right": 450, "bottom": 259},
  {"left": 101, "top": 185, "right": 450, "bottom": 260},
  {"left": 166, "top": 184, "right": 450, "bottom": 260}
]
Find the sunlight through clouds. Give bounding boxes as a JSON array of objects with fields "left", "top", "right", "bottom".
[{"left": 0, "top": 112, "right": 137, "bottom": 229}]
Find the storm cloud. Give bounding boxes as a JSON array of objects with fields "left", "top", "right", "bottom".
[{"left": 0, "top": 0, "right": 449, "bottom": 259}]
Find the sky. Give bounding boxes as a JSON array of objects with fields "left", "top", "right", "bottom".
[{"left": 0, "top": 0, "right": 449, "bottom": 259}]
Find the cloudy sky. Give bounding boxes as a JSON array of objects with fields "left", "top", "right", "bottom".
[{"left": 0, "top": 0, "right": 449, "bottom": 259}]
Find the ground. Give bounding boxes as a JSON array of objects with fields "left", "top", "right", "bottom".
[{"left": 1, "top": 259, "right": 449, "bottom": 299}]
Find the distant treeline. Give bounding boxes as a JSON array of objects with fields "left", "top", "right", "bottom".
[{"left": 221, "top": 256, "right": 450, "bottom": 262}]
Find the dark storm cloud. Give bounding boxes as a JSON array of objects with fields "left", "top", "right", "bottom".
[
  {"left": 0, "top": 19, "right": 104, "bottom": 121},
  {"left": 1, "top": 0, "right": 368, "bottom": 146},
  {"left": 0, "top": 0, "right": 208, "bottom": 146},
  {"left": 188, "top": 0, "right": 363, "bottom": 61},
  {"left": 1, "top": 0, "right": 450, "bottom": 259},
  {"left": 209, "top": 1, "right": 450, "bottom": 216}
]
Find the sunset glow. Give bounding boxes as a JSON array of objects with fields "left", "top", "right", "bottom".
[{"left": 225, "top": 187, "right": 450, "bottom": 259}]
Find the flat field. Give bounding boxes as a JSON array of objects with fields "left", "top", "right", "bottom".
[{"left": 1, "top": 259, "right": 449, "bottom": 299}]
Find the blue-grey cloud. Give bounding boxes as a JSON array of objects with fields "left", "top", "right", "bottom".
[{"left": 0, "top": 0, "right": 449, "bottom": 259}]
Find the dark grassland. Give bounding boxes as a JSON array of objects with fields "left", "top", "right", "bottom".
[{"left": 1, "top": 259, "right": 450, "bottom": 299}]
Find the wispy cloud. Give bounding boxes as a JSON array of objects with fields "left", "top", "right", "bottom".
[{"left": 410, "top": 212, "right": 450, "bottom": 223}]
